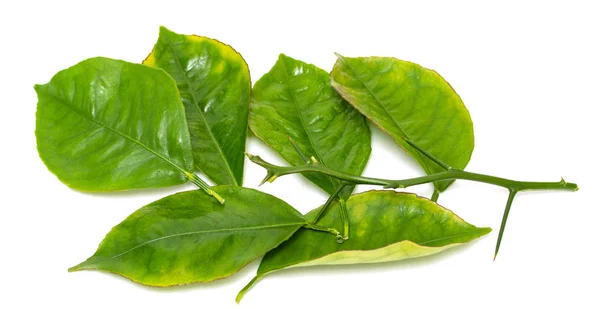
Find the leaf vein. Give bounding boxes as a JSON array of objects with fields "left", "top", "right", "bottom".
[{"left": 163, "top": 38, "right": 238, "bottom": 185}]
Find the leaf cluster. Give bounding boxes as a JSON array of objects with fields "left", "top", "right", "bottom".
[{"left": 34, "top": 26, "right": 576, "bottom": 302}]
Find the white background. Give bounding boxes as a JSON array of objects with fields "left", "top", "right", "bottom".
[{"left": 1, "top": 0, "right": 598, "bottom": 308}]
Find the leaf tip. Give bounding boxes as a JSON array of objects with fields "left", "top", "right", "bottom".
[
  {"left": 158, "top": 25, "right": 172, "bottom": 36},
  {"left": 481, "top": 227, "right": 493, "bottom": 236},
  {"left": 334, "top": 52, "right": 345, "bottom": 59},
  {"left": 68, "top": 261, "right": 89, "bottom": 272},
  {"left": 33, "top": 83, "right": 46, "bottom": 94}
]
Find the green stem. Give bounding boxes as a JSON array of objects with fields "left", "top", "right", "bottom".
[
  {"left": 313, "top": 184, "right": 347, "bottom": 224},
  {"left": 246, "top": 152, "right": 578, "bottom": 258},
  {"left": 303, "top": 222, "right": 342, "bottom": 239},
  {"left": 236, "top": 274, "right": 263, "bottom": 303},
  {"left": 312, "top": 184, "right": 350, "bottom": 243},
  {"left": 185, "top": 172, "right": 224, "bottom": 204},
  {"left": 338, "top": 198, "right": 350, "bottom": 241},
  {"left": 431, "top": 189, "right": 440, "bottom": 202},
  {"left": 246, "top": 154, "right": 578, "bottom": 193}
]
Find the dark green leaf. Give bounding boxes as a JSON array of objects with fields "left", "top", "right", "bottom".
[
  {"left": 238, "top": 190, "right": 490, "bottom": 301},
  {"left": 331, "top": 55, "right": 474, "bottom": 191},
  {"left": 69, "top": 186, "right": 307, "bottom": 286},
  {"left": 144, "top": 27, "right": 250, "bottom": 186},
  {"left": 35, "top": 57, "right": 194, "bottom": 191},
  {"left": 250, "top": 54, "right": 371, "bottom": 195}
]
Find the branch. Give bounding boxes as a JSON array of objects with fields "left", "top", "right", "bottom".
[
  {"left": 246, "top": 153, "right": 578, "bottom": 193},
  {"left": 246, "top": 152, "right": 578, "bottom": 258}
]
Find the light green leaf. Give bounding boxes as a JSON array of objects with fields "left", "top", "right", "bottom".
[
  {"left": 69, "top": 186, "right": 307, "bottom": 286},
  {"left": 237, "top": 190, "right": 490, "bottom": 301},
  {"left": 144, "top": 27, "right": 250, "bottom": 186},
  {"left": 250, "top": 54, "right": 371, "bottom": 195},
  {"left": 331, "top": 55, "right": 474, "bottom": 191},
  {"left": 35, "top": 57, "right": 194, "bottom": 191}
]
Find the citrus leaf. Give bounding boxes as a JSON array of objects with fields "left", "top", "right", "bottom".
[
  {"left": 69, "top": 186, "right": 307, "bottom": 286},
  {"left": 144, "top": 27, "right": 250, "bottom": 186},
  {"left": 35, "top": 57, "right": 194, "bottom": 191},
  {"left": 237, "top": 190, "right": 490, "bottom": 301},
  {"left": 331, "top": 55, "right": 474, "bottom": 191},
  {"left": 250, "top": 54, "right": 371, "bottom": 195}
]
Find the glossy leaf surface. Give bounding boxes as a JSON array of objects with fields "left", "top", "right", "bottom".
[
  {"left": 144, "top": 27, "right": 250, "bottom": 186},
  {"left": 238, "top": 190, "right": 490, "bottom": 300},
  {"left": 250, "top": 54, "right": 371, "bottom": 195},
  {"left": 331, "top": 55, "right": 474, "bottom": 191},
  {"left": 70, "top": 186, "right": 307, "bottom": 286},
  {"left": 35, "top": 57, "right": 194, "bottom": 191}
]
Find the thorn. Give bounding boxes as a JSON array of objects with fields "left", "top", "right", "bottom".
[
  {"left": 259, "top": 173, "right": 272, "bottom": 186},
  {"left": 495, "top": 190, "right": 517, "bottom": 261},
  {"left": 259, "top": 172, "right": 279, "bottom": 186}
]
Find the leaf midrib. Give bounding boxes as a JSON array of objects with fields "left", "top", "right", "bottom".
[
  {"left": 280, "top": 59, "right": 338, "bottom": 192},
  {"left": 164, "top": 38, "right": 239, "bottom": 186},
  {"left": 42, "top": 89, "right": 188, "bottom": 176},
  {"left": 95, "top": 222, "right": 306, "bottom": 262}
]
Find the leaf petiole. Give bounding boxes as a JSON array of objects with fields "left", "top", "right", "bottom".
[
  {"left": 313, "top": 184, "right": 348, "bottom": 224},
  {"left": 303, "top": 222, "right": 342, "bottom": 241},
  {"left": 430, "top": 189, "right": 440, "bottom": 202},
  {"left": 287, "top": 137, "right": 352, "bottom": 243},
  {"left": 185, "top": 172, "right": 224, "bottom": 204},
  {"left": 338, "top": 198, "right": 350, "bottom": 241}
]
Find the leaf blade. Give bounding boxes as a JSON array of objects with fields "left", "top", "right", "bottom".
[
  {"left": 35, "top": 57, "right": 194, "bottom": 191},
  {"left": 238, "top": 190, "right": 490, "bottom": 300},
  {"left": 331, "top": 55, "right": 474, "bottom": 191},
  {"left": 69, "top": 186, "right": 307, "bottom": 286},
  {"left": 143, "top": 27, "right": 250, "bottom": 186},
  {"left": 250, "top": 54, "right": 371, "bottom": 195}
]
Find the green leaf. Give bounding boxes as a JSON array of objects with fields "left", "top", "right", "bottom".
[
  {"left": 143, "top": 26, "right": 250, "bottom": 186},
  {"left": 69, "top": 186, "right": 307, "bottom": 287},
  {"left": 331, "top": 55, "right": 474, "bottom": 191},
  {"left": 237, "top": 190, "right": 490, "bottom": 301},
  {"left": 35, "top": 57, "right": 194, "bottom": 191},
  {"left": 250, "top": 54, "right": 371, "bottom": 195}
]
